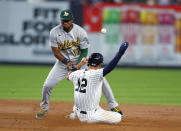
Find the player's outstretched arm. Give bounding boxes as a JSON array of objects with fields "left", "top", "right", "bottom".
[{"left": 103, "top": 42, "right": 129, "bottom": 77}]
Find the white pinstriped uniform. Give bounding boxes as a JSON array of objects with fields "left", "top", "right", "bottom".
[{"left": 69, "top": 69, "right": 122, "bottom": 124}]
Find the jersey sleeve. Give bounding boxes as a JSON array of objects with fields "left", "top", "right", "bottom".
[
  {"left": 91, "top": 69, "right": 103, "bottom": 81},
  {"left": 79, "top": 29, "right": 90, "bottom": 49},
  {"left": 96, "top": 68, "right": 103, "bottom": 78},
  {"left": 69, "top": 71, "right": 78, "bottom": 82},
  {"left": 49, "top": 29, "right": 58, "bottom": 47}
]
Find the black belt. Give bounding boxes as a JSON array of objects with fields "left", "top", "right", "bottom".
[
  {"left": 79, "top": 109, "right": 97, "bottom": 115},
  {"left": 80, "top": 111, "right": 87, "bottom": 114},
  {"left": 76, "top": 108, "right": 87, "bottom": 114}
]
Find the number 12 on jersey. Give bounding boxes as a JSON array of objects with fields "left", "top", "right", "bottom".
[{"left": 75, "top": 78, "right": 87, "bottom": 93}]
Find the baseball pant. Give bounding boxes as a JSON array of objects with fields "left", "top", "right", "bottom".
[
  {"left": 73, "top": 106, "right": 122, "bottom": 124},
  {"left": 40, "top": 60, "right": 118, "bottom": 111}
]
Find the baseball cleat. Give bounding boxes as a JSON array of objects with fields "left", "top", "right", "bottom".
[
  {"left": 36, "top": 110, "right": 48, "bottom": 119},
  {"left": 111, "top": 107, "right": 123, "bottom": 116}
]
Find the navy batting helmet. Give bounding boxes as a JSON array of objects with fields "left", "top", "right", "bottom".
[{"left": 88, "top": 53, "right": 103, "bottom": 67}]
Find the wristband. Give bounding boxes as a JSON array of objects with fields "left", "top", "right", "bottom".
[{"left": 62, "top": 58, "right": 70, "bottom": 65}]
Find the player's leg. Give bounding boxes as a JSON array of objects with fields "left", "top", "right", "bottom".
[
  {"left": 89, "top": 107, "right": 122, "bottom": 124},
  {"left": 102, "top": 78, "right": 118, "bottom": 108},
  {"left": 102, "top": 78, "right": 123, "bottom": 115},
  {"left": 40, "top": 62, "right": 68, "bottom": 111},
  {"left": 36, "top": 61, "right": 68, "bottom": 119},
  {"left": 70, "top": 106, "right": 88, "bottom": 122}
]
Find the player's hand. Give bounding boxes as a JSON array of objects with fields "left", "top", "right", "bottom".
[
  {"left": 66, "top": 62, "right": 76, "bottom": 70},
  {"left": 74, "top": 57, "right": 88, "bottom": 70},
  {"left": 118, "top": 42, "right": 129, "bottom": 54},
  {"left": 81, "top": 57, "right": 88, "bottom": 65}
]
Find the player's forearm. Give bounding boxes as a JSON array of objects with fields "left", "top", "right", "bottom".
[
  {"left": 51, "top": 47, "right": 70, "bottom": 64},
  {"left": 77, "top": 48, "right": 88, "bottom": 63},
  {"left": 54, "top": 53, "right": 71, "bottom": 64},
  {"left": 103, "top": 42, "right": 129, "bottom": 76},
  {"left": 70, "top": 58, "right": 88, "bottom": 71},
  {"left": 103, "top": 53, "right": 123, "bottom": 77},
  {"left": 53, "top": 52, "right": 64, "bottom": 61},
  {"left": 76, "top": 61, "right": 85, "bottom": 69},
  {"left": 69, "top": 63, "right": 83, "bottom": 72}
]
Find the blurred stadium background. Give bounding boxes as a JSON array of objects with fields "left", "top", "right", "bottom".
[{"left": 0, "top": 0, "right": 181, "bottom": 106}]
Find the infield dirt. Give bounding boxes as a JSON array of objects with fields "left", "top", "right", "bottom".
[{"left": 0, "top": 100, "right": 181, "bottom": 131}]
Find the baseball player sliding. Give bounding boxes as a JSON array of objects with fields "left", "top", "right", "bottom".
[
  {"left": 36, "top": 9, "right": 122, "bottom": 119},
  {"left": 67, "top": 42, "right": 129, "bottom": 124}
]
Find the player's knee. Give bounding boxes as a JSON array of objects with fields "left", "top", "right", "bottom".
[
  {"left": 114, "top": 113, "right": 122, "bottom": 123},
  {"left": 43, "top": 82, "right": 55, "bottom": 89}
]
